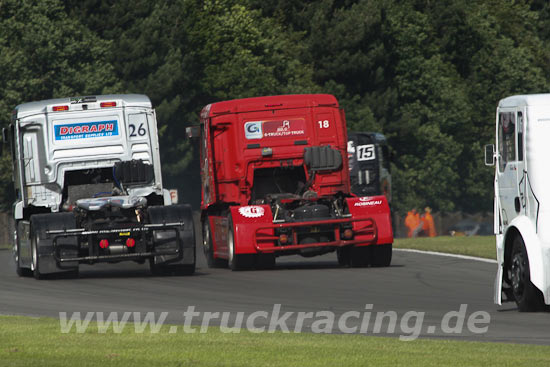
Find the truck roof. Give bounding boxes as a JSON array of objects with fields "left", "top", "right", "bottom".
[
  {"left": 14, "top": 94, "right": 152, "bottom": 119},
  {"left": 201, "top": 94, "right": 339, "bottom": 118},
  {"left": 348, "top": 132, "right": 387, "bottom": 144},
  {"left": 499, "top": 94, "right": 550, "bottom": 108}
]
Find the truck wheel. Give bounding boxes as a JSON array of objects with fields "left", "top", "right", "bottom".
[
  {"left": 336, "top": 246, "right": 351, "bottom": 266},
  {"left": 372, "top": 244, "right": 392, "bottom": 267},
  {"left": 227, "top": 214, "right": 254, "bottom": 271},
  {"left": 149, "top": 259, "right": 195, "bottom": 276},
  {"left": 30, "top": 214, "right": 79, "bottom": 280},
  {"left": 509, "top": 236, "right": 545, "bottom": 311},
  {"left": 30, "top": 227, "right": 45, "bottom": 280},
  {"left": 256, "top": 253, "right": 276, "bottom": 270},
  {"left": 202, "top": 218, "right": 226, "bottom": 268},
  {"left": 14, "top": 234, "right": 32, "bottom": 277},
  {"left": 350, "top": 246, "right": 372, "bottom": 268}
]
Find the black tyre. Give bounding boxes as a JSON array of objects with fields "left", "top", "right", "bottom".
[
  {"left": 350, "top": 246, "right": 372, "bottom": 268},
  {"left": 30, "top": 225, "right": 44, "bottom": 280},
  {"left": 30, "top": 213, "right": 79, "bottom": 280},
  {"left": 202, "top": 217, "right": 226, "bottom": 268},
  {"left": 336, "top": 246, "right": 352, "bottom": 266},
  {"left": 256, "top": 253, "right": 276, "bottom": 270},
  {"left": 149, "top": 259, "right": 195, "bottom": 276},
  {"left": 14, "top": 223, "right": 32, "bottom": 277},
  {"left": 227, "top": 214, "right": 254, "bottom": 271},
  {"left": 509, "top": 236, "right": 545, "bottom": 311},
  {"left": 372, "top": 243, "right": 392, "bottom": 267}
]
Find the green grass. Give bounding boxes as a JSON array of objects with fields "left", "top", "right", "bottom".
[
  {"left": 1, "top": 316, "right": 549, "bottom": 366},
  {"left": 394, "top": 236, "right": 496, "bottom": 260}
]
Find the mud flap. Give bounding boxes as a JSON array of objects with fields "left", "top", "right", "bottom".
[
  {"left": 148, "top": 204, "right": 195, "bottom": 266},
  {"left": 31, "top": 213, "right": 79, "bottom": 274}
]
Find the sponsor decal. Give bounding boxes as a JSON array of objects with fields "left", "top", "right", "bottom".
[
  {"left": 54, "top": 120, "right": 119, "bottom": 141},
  {"left": 244, "top": 119, "right": 305, "bottom": 140},
  {"left": 354, "top": 197, "right": 383, "bottom": 207},
  {"left": 238, "top": 206, "right": 265, "bottom": 218},
  {"left": 245, "top": 121, "right": 262, "bottom": 140}
]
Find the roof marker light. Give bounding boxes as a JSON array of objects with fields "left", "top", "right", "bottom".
[
  {"left": 100, "top": 102, "right": 117, "bottom": 108},
  {"left": 52, "top": 105, "right": 69, "bottom": 111}
]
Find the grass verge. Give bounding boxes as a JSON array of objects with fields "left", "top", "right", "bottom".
[
  {"left": 1, "top": 315, "right": 548, "bottom": 366},
  {"left": 394, "top": 236, "right": 496, "bottom": 260}
]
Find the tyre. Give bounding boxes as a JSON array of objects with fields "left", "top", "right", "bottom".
[
  {"left": 30, "top": 225, "right": 44, "bottom": 280},
  {"left": 149, "top": 259, "right": 195, "bottom": 276},
  {"left": 14, "top": 224, "right": 32, "bottom": 277},
  {"left": 349, "top": 246, "right": 372, "bottom": 268},
  {"left": 256, "top": 253, "right": 276, "bottom": 270},
  {"left": 509, "top": 236, "right": 545, "bottom": 311},
  {"left": 336, "top": 246, "right": 351, "bottom": 266},
  {"left": 227, "top": 214, "right": 254, "bottom": 271},
  {"left": 202, "top": 217, "right": 226, "bottom": 268},
  {"left": 372, "top": 243, "right": 392, "bottom": 267}
]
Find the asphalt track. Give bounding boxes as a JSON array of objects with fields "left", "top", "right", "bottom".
[{"left": 0, "top": 238, "right": 549, "bottom": 345}]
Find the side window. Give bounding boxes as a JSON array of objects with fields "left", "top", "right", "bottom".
[
  {"left": 498, "top": 112, "right": 516, "bottom": 172},
  {"left": 517, "top": 111, "right": 523, "bottom": 161}
]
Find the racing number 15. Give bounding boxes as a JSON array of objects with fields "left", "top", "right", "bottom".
[
  {"left": 129, "top": 123, "right": 147, "bottom": 137},
  {"left": 318, "top": 120, "right": 330, "bottom": 129}
]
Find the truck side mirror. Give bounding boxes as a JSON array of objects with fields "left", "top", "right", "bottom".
[
  {"left": 485, "top": 144, "right": 495, "bottom": 166},
  {"left": 186, "top": 126, "right": 200, "bottom": 139}
]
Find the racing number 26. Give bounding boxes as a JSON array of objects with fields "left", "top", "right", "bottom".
[
  {"left": 129, "top": 123, "right": 147, "bottom": 137},
  {"left": 318, "top": 120, "right": 330, "bottom": 129}
]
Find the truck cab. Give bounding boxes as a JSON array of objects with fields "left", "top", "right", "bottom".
[
  {"left": 487, "top": 94, "right": 550, "bottom": 310},
  {"left": 190, "top": 94, "right": 393, "bottom": 270}
]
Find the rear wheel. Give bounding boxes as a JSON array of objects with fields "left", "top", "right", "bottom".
[
  {"left": 349, "top": 246, "right": 372, "bottom": 268},
  {"left": 256, "top": 253, "right": 276, "bottom": 269},
  {"left": 228, "top": 214, "right": 254, "bottom": 271},
  {"left": 14, "top": 227, "right": 32, "bottom": 277},
  {"left": 202, "top": 217, "right": 226, "bottom": 268},
  {"left": 372, "top": 244, "right": 392, "bottom": 267},
  {"left": 149, "top": 260, "right": 195, "bottom": 276},
  {"left": 509, "top": 236, "right": 545, "bottom": 311},
  {"left": 30, "top": 226, "right": 44, "bottom": 280},
  {"left": 336, "top": 246, "right": 351, "bottom": 266}
]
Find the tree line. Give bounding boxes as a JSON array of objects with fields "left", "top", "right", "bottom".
[{"left": 1, "top": 0, "right": 549, "bottom": 214}]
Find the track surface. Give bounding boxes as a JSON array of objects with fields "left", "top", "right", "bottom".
[{"left": 0, "top": 241, "right": 549, "bottom": 345}]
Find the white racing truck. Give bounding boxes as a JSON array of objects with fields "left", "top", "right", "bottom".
[
  {"left": 486, "top": 94, "right": 550, "bottom": 311},
  {"left": 2, "top": 94, "right": 195, "bottom": 279}
]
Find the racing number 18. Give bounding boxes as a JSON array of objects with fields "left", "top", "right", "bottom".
[{"left": 318, "top": 120, "right": 330, "bottom": 129}]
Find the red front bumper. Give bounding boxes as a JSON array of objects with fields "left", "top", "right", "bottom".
[{"left": 253, "top": 216, "right": 377, "bottom": 253}]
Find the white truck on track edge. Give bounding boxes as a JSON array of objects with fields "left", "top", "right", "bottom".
[{"left": 486, "top": 93, "right": 550, "bottom": 311}]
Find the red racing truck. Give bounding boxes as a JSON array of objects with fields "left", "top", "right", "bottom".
[{"left": 187, "top": 94, "right": 393, "bottom": 270}]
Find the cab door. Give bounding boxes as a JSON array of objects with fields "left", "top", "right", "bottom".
[{"left": 496, "top": 109, "right": 522, "bottom": 229}]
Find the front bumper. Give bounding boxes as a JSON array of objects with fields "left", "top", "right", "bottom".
[{"left": 253, "top": 216, "right": 377, "bottom": 253}]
